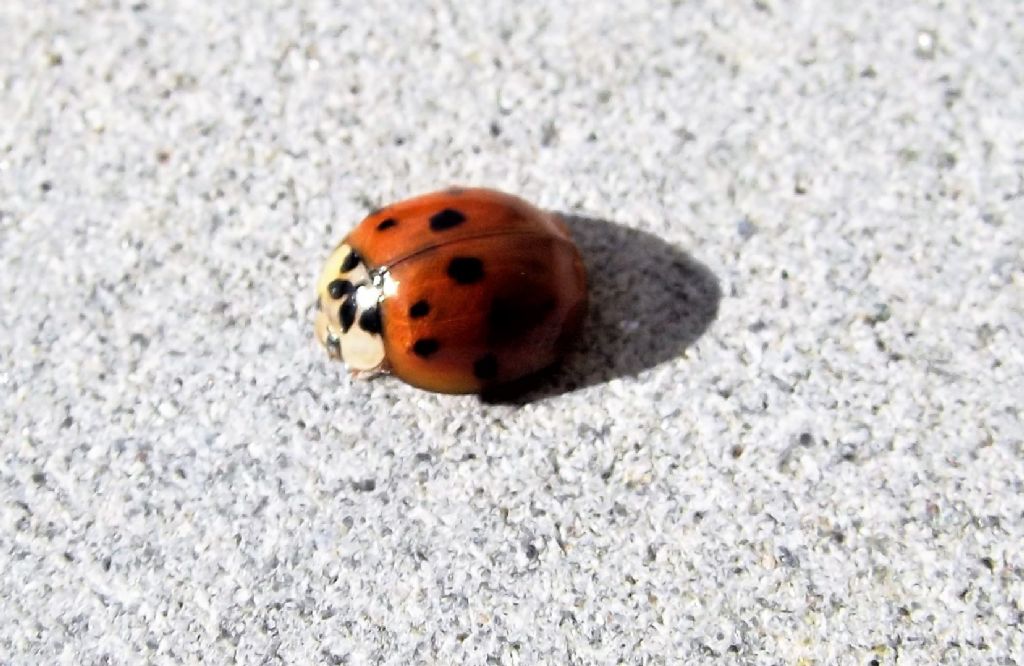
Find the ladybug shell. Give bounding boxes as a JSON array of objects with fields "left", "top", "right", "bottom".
[{"left": 318, "top": 188, "right": 588, "bottom": 394}]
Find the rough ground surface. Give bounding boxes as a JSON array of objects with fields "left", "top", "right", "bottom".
[{"left": 1, "top": 1, "right": 1022, "bottom": 664}]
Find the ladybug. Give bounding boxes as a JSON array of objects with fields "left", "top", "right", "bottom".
[{"left": 314, "top": 187, "right": 588, "bottom": 394}]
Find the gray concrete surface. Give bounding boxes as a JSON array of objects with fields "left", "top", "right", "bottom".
[{"left": 1, "top": 1, "right": 1022, "bottom": 663}]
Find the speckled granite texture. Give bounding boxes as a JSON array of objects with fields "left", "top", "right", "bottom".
[{"left": 1, "top": 1, "right": 1022, "bottom": 664}]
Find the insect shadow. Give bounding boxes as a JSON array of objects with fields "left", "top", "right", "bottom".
[{"left": 482, "top": 214, "right": 722, "bottom": 404}]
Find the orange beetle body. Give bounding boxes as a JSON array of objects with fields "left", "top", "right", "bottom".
[{"left": 314, "top": 188, "right": 588, "bottom": 394}]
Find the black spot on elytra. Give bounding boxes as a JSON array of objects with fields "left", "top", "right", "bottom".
[
  {"left": 409, "top": 300, "right": 430, "bottom": 318},
  {"left": 340, "top": 249, "right": 361, "bottom": 273},
  {"left": 376, "top": 218, "right": 397, "bottom": 231},
  {"left": 486, "top": 296, "right": 557, "bottom": 345},
  {"left": 358, "top": 306, "right": 382, "bottom": 335},
  {"left": 473, "top": 353, "right": 498, "bottom": 380},
  {"left": 412, "top": 338, "right": 440, "bottom": 357},
  {"left": 339, "top": 297, "right": 357, "bottom": 332},
  {"left": 479, "top": 214, "right": 722, "bottom": 406},
  {"left": 430, "top": 208, "right": 466, "bottom": 231},
  {"left": 328, "top": 279, "right": 354, "bottom": 300},
  {"left": 447, "top": 257, "right": 484, "bottom": 284}
]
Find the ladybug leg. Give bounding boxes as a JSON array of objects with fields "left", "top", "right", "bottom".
[
  {"left": 314, "top": 309, "right": 342, "bottom": 360},
  {"left": 348, "top": 360, "right": 390, "bottom": 380}
]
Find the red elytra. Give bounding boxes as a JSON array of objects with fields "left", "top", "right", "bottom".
[{"left": 314, "top": 187, "right": 588, "bottom": 394}]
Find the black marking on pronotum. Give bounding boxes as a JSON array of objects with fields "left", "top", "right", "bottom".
[
  {"left": 339, "top": 297, "right": 357, "bottom": 332},
  {"left": 340, "top": 249, "right": 361, "bottom": 273},
  {"left": 358, "top": 306, "right": 382, "bottom": 335},
  {"left": 412, "top": 338, "right": 440, "bottom": 357},
  {"left": 447, "top": 256, "right": 484, "bottom": 284},
  {"left": 328, "top": 279, "right": 354, "bottom": 300},
  {"left": 409, "top": 300, "right": 430, "bottom": 318},
  {"left": 429, "top": 208, "right": 466, "bottom": 231},
  {"left": 473, "top": 353, "right": 498, "bottom": 380},
  {"left": 376, "top": 218, "right": 398, "bottom": 231}
]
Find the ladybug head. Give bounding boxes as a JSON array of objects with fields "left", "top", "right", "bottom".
[{"left": 314, "top": 243, "right": 386, "bottom": 374}]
